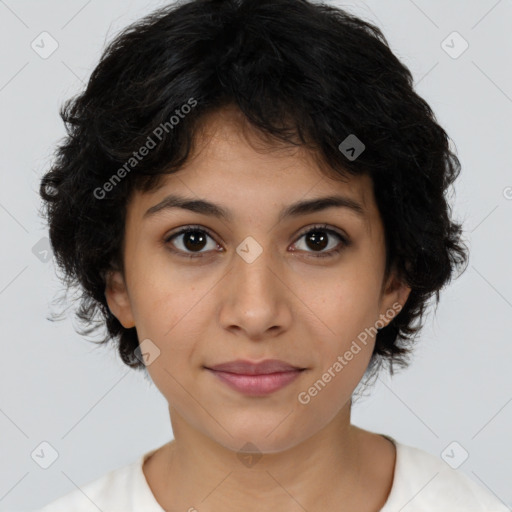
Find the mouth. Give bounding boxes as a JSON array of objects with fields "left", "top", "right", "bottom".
[{"left": 204, "top": 359, "right": 307, "bottom": 396}]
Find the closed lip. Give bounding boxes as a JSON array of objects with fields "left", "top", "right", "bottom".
[{"left": 205, "top": 359, "right": 305, "bottom": 375}]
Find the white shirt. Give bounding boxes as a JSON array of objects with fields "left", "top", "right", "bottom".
[{"left": 38, "top": 436, "right": 509, "bottom": 511}]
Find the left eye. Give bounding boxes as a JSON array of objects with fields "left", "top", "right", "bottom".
[{"left": 291, "top": 225, "right": 349, "bottom": 258}]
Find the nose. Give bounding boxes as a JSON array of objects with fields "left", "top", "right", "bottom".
[{"left": 217, "top": 240, "right": 293, "bottom": 341}]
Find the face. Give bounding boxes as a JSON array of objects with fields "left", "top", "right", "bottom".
[{"left": 105, "top": 107, "right": 410, "bottom": 454}]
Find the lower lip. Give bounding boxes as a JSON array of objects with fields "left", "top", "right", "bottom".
[{"left": 206, "top": 369, "right": 304, "bottom": 395}]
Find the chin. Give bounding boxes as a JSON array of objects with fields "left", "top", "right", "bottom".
[{"left": 210, "top": 424, "right": 310, "bottom": 456}]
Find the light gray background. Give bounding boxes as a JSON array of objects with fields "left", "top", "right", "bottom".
[{"left": 1, "top": 0, "right": 511, "bottom": 510}]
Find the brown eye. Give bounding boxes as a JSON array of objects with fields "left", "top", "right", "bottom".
[
  {"left": 304, "top": 230, "right": 329, "bottom": 251},
  {"left": 291, "top": 225, "right": 350, "bottom": 258},
  {"left": 165, "top": 226, "right": 219, "bottom": 257}
]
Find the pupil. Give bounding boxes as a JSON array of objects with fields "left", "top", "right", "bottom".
[
  {"left": 184, "top": 231, "right": 207, "bottom": 251},
  {"left": 307, "top": 231, "right": 328, "bottom": 251}
]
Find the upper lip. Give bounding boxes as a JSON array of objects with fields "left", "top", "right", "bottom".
[{"left": 206, "top": 359, "right": 304, "bottom": 375}]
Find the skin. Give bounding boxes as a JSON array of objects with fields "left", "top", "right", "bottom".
[{"left": 105, "top": 105, "right": 411, "bottom": 511}]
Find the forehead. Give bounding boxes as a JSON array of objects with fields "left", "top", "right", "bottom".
[
  {"left": 127, "top": 106, "right": 377, "bottom": 229},
  {"left": 183, "top": 106, "right": 357, "bottom": 184}
]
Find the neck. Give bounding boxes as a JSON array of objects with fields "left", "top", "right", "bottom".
[{"left": 146, "top": 401, "right": 378, "bottom": 512}]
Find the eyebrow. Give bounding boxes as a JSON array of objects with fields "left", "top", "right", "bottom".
[{"left": 143, "top": 193, "right": 366, "bottom": 222}]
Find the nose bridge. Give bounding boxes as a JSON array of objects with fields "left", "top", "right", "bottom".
[
  {"left": 218, "top": 234, "right": 291, "bottom": 336},
  {"left": 232, "top": 234, "right": 278, "bottom": 301}
]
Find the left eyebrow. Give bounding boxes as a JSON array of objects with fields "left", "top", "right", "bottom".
[{"left": 143, "top": 194, "right": 366, "bottom": 222}]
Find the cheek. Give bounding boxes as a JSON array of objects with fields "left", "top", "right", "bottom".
[
  {"left": 311, "top": 271, "right": 382, "bottom": 335},
  {"left": 303, "top": 273, "right": 382, "bottom": 384},
  {"left": 127, "top": 252, "right": 203, "bottom": 329},
  {"left": 298, "top": 297, "right": 377, "bottom": 416},
  {"left": 128, "top": 254, "right": 221, "bottom": 353}
]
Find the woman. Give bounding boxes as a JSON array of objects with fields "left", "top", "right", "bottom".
[{"left": 38, "top": 0, "right": 507, "bottom": 510}]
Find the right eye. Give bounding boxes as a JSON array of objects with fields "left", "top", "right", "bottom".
[{"left": 164, "top": 225, "right": 221, "bottom": 258}]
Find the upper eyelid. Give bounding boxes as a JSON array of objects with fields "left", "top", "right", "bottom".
[{"left": 165, "top": 224, "right": 217, "bottom": 242}]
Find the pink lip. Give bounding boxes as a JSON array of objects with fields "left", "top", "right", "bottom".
[{"left": 205, "top": 359, "right": 306, "bottom": 396}]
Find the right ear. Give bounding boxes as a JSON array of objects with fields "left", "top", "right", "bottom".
[{"left": 104, "top": 270, "right": 136, "bottom": 328}]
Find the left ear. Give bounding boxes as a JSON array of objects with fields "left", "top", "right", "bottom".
[{"left": 378, "top": 270, "right": 411, "bottom": 327}]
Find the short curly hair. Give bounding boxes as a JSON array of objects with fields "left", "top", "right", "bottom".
[{"left": 39, "top": 0, "right": 468, "bottom": 376}]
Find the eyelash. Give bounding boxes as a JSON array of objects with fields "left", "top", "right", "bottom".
[{"left": 163, "top": 224, "right": 350, "bottom": 260}]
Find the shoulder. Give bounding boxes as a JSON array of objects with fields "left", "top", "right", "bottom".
[
  {"left": 381, "top": 438, "right": 510, "bottom": 512},
  {"left": 37, "top": 454, "right": 150, "bottom": 512}
]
